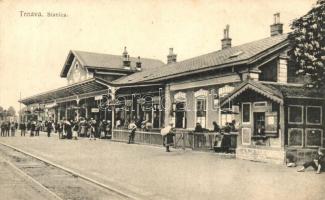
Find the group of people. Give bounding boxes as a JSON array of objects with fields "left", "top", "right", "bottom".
[
  {"left": 55, "top": 118, "right": 112, "bottom": 140},
  {"left": 0, "top": 117, "right": 113, "bottom": 140},
  {"left": 192, "top": 120, "right": 237, "bottom": 153},
  {"left": 0, "top": 121, "right": 18, "bottom": 137},
  {"left": 116, "top": 117, "right": 155, "bottom": 132}
]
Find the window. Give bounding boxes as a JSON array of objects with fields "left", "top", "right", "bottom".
[
  {"left": 253, "top": 112, "right": 265, "bottom": 135},
  {"left": 306, "top": 106, "right": 322, "bottom": 125},
  {"left": 288, "top": 128, "right": 303, "bottom": 147},
  {"left": 305, "top": 129, "right": 323, "bottom": 147},
  {"left": 174, "top": 102, "right": 186, "bottom": 129},
  {"left": 242, "top": 103, "right": 251, "bottom": 124},
  {"left": 288, "top": 105, "right": 303, "bottom": 124},
  {"left": 196, "top": 98, "right": 206, "bottom": 128}
]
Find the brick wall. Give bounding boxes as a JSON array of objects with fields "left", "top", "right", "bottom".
[{"left": 236, "top": 146, "right": 286, "bottom": 164}]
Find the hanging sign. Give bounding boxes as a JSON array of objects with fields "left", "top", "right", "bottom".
[
  {"left": 95, "top": 95, "right": 103, "bottom": 100},
  {"left": 125, "top": 100, "right": 133, "bottom": 106},
  {"left": 91, "top": 108, "right": 99, "bottom": 113}
]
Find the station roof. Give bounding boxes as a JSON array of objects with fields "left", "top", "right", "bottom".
[
  {"left": 19, "top": 77, "right": 110, "bottom": 105},
  {"left": 60, "top": 50, "right": 165, "bottom": 77},
  {"left": 112, "top": 34, "right": 289, "bottom": 85}
]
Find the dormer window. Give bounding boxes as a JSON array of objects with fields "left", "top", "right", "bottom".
[
  {"left": 75, "top": 63, "right": 79, "bottom": 69},
  {"left": 229, "top": 51, "right": 243, "bottom": 59}
]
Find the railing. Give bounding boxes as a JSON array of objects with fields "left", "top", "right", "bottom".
[
  {"left": 112, "top": 128, "right": 238, "bottom": 152},
  {"left": 112, "top": 128, "right": 163, "bottom": 146}
]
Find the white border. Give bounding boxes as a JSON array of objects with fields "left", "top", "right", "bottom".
[
  {"left": 242, "top": 128, "right": 251, "bottom": 145},
  {"left": 306, "top": 106, "right": 322, "bottom": 125},
  {"left": 288, "top": 105, "right": 304, "bottom": 125},
  {"left": 242, "top": 102, "right": 251, "bottom": 124},
  {"left": 305, "top": 128, "right": 323, "bottom": 147},
  {"left": 288, "top": 128, "right": 304, "bottom": 147}
]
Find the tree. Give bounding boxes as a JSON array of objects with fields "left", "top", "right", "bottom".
[
  {"left": 0, "top": 106, "right": 3, "bottom": 119},
  {"left": 7, "top": 106, "right": 16, "bottom": 116},
  {"left": 289, "top": 0, "right": 325, "bottom": 88}
]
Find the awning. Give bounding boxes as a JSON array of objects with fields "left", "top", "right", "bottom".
[
  {"left": 220, "top": 80, "right": 284, "bottom": 106},
  {"left": 20, "top": 77, "right": 110, "bottom": 105}
]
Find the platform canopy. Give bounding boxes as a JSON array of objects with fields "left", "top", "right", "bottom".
[
  {"left": 19, "top": 77, "right": 110, "bottom": 105},
  {"left": 220, "top": 80, "right": 284, "bottom": 106}
]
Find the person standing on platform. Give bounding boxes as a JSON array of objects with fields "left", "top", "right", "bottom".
[
  {"left": 47, "top": 120, "right": 52, "bottom": 137},
  {"left": 72, "top": 120, "right": 78, "bottom": 140},
  {"left": 89, "top": 118, "right": 96, "bottom": 140},
  {"left": 10, "top": 122, "right": 16, "bottom": 136},
  {"left": 99, "top": 120, "right": 107, "bottom": 139},
  {"left": 58, "top": 120, "right": 63, "bottom": 139},
  {"left": 0, "top": 121, "right": 5, "bottom": 137},
  {"left": 5, "top": 121, "right": 10, "bottom": 137},
  {"left": 27, "top": 121, "right": 31, "bottom": 133},
  {"left": 106, "top": 120, "right": 111, "bottom": 138},
  {"left": 20, "top": 122, "right": 26, "bottom": 136},
  {"left": 161, "top": 122, "right": 175, "bottom": 152},
  {"left": 65, "top": 120, "right": 72, "bottom": 139},
  {"left": 35, "top": 121, "right": 41, "bottom": 136},
  {"left": 30, "top": 121, "right": 35, "bottom": 136}
]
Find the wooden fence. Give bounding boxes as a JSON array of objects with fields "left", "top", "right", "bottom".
[{"left": 112, "top": 128, "right": 238, "bottom": 151}]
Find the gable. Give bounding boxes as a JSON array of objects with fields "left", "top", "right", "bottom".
[{"left": 66, "top": 57, "right": 91, "bottom": 85}]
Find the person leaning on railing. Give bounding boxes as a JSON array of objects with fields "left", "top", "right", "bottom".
[
  {"left": 220, "top": 123, "right": 232, "bottom": 153},
  {"left": 194, "top": 123, "right": 208, "bottom": 147}
]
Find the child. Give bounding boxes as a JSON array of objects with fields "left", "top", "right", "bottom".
[{"left": 298, "top": 147, "right": 324, "bottom": 174}]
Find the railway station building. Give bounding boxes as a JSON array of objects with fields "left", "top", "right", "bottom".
[{"left": 20, "top": 15, "right": 325, "bottom": 164}]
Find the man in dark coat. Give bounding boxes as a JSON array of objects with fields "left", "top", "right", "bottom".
[
  {"left": 30, "top": 121, "right": 35, "bottom": 136},
  {"left": 47, "top": 121, "right": 52, "bottom": 137},
  {"left": 20, "top": 122, "right": 26, "bottom": 136}
]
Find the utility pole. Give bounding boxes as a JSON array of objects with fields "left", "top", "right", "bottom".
[{"left": 19, "top": 91, "right": 22, "bottom": 123}]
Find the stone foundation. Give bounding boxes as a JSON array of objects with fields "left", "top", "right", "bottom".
[{"left": 236, "top": 146, "right": 285, "bottom": 165}]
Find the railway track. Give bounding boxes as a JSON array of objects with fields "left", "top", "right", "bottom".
[{"left": 0, "top": 143, "right": 135, "bottom": 200}]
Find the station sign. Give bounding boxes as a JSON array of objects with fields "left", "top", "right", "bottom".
[
  {"left": 95, "top": 95, "right": 103, "bottom": 100},
  {"left": 91, "top": 108, "right": 99, "bottom": 113}
]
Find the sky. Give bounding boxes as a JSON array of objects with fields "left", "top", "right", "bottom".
[{"left": 0, "top": 0, "right": 315, "bottom": 112}]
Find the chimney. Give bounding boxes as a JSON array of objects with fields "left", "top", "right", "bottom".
[
  {"left": 136, "top": 56, "right": 142, "bottom": 71},
  {"left": 122, "top": 46, "right": 131, "bottom": 69},
  {"left": 270, "top": 13, "right": 283, "bottom": 36},
  {"left": 221, "top": 24, "right": 232, "bottom": 50},
  {"left": 167, "top": 48, "right": 177, "bottom": 64}
]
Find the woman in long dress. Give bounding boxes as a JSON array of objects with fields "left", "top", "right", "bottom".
[
  {"left": 161, "top": 122, "right": 175, "bottom": 152},
  {"left": 72, "top": 120, "right": 79, "bottom": 140}
]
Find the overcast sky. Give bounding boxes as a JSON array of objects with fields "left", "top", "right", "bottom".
[{"left": 0, "top": 0, "right": 315, "bottom": 111}]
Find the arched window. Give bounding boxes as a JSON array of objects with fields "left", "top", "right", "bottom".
[
  {"left": 173, "top": 92, "right": 187, "bottom": 128},
  {"left": 194, "top": 89, "right": 208, "bottom": 128}
]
